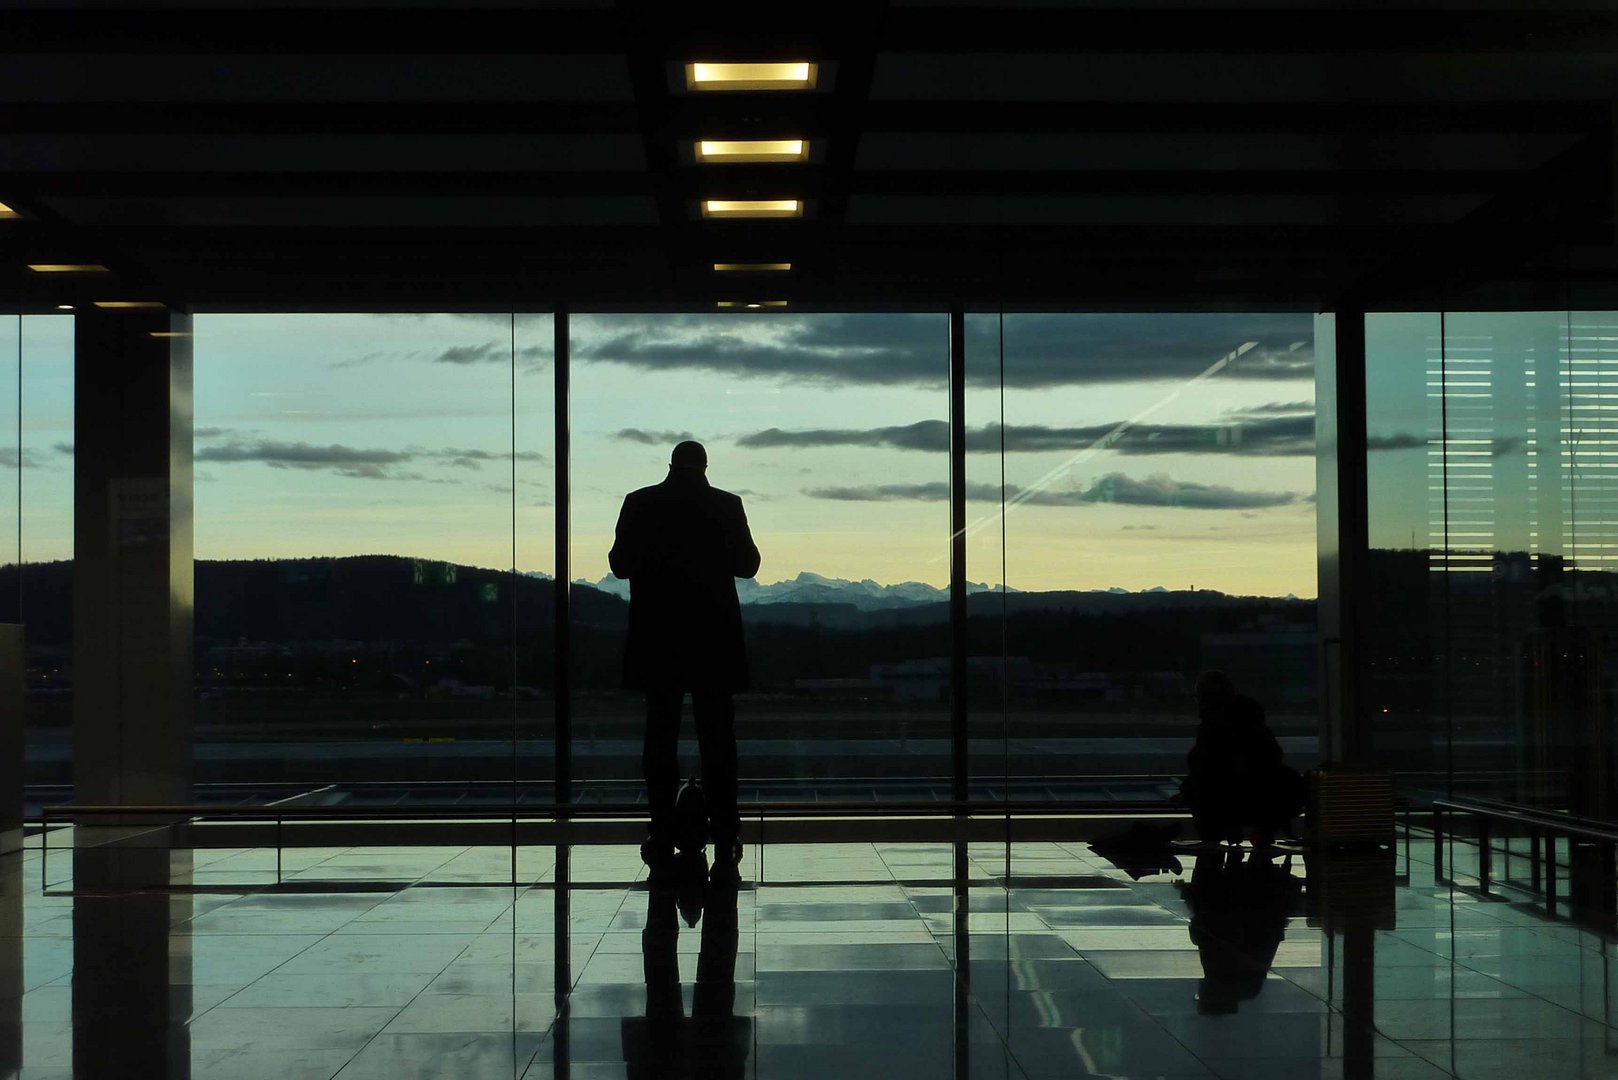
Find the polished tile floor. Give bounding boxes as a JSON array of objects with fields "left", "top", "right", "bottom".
[{"left": 5, "top": 833, "right": 1618, "bottom": 1078}]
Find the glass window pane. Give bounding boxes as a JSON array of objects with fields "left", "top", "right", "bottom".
[
  {"left": 969, "top": 313, "right": 1319, "bottom": 803},
  {"left": 194, "top": 313, "right": 523, "bottom": 802},
  {"left": 568, "top": 312, "right": 949, "bottom": 803}
]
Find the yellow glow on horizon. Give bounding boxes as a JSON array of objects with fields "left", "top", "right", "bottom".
[
  {"left": 687, "top": 62, "right": 816, "bottom": 91},
  {"left": 702, "top": 199, "right": 802, "bottom": 219},
  {"left": 0, "top": 201, "right": 17, "bottom": 219},
  {"left": 696, "top": 139, "right": 808, "bottom": 163},
  {"left": 93, "top": 300, "right": 166, "bottom": 309},
  {"left": 716, "top": 300, "right": 789, "bottom": 309}
]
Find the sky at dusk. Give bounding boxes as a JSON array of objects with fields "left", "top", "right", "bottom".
[{"left": 4, "top": 310, "right": 1323, "bottom": 597}]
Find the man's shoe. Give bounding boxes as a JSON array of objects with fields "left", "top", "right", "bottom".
[{"left": 641, "top": 837, "right": 677, "bottom": 883}]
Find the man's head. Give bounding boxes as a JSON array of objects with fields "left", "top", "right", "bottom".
[
  {"left": 670, "top": 440, "right": 707, "bottom": 472},
  {"left": 1195, "top": 669, "right": 1235, "bottom": 719}
]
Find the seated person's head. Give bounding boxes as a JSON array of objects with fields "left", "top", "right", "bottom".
[{"left": 1196, "top": 669, "right": 1236, "bottom": 719}]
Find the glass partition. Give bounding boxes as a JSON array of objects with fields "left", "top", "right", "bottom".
[
  {"left": 1, "top": 316, "right": 74, "bottom": 803},
  {"left": 192, "top": 314, "right": 549, "bottom": 803},
  {"left": 968, "top": 313, "right": 1319, "bottom": 801},
  {"left": 568, "top": 312, "right": 951, "bottom": 802},
  {"left": 1368, "top": 310, "right": 1618, "bottom": 820}
]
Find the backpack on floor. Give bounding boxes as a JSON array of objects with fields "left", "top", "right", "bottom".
[{"left": 674, "top": 777, "right": 708, "bottom": 854}]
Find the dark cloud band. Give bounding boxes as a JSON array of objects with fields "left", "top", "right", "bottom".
[
  {"left": 740, "top": 414, "right": 1314, "bottom": 456},
  {"left": 571, "top": 312, "right": 1313, "bottom": 389},
  {"left": 806, "top": 472, "right": 1296, "bottom": 510},
  {"left": 196, "top": 439, "right": 546, "bottom": 480}
]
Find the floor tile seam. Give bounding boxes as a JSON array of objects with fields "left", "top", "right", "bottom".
[
  {"left": 1441, "top": 949, "right": 1618, "bottom": 1029},
  {"left": 197, "top": 858, "right": 470, "bottom": 1026}
]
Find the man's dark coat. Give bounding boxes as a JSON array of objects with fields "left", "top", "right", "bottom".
[{"left": 608, "top": 469, "right": 761, "bottom": 692}]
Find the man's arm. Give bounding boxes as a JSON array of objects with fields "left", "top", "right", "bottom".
[
  {"left": 731, "top": 497, "right": 761, "bottom": 579},
  {"left": 608, "top": 496, "right": 639, "bottom": 580}
]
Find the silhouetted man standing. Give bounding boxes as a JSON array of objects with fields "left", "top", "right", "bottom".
[{"left": 610, "top": 441, "right": 760, "bottom": 879}]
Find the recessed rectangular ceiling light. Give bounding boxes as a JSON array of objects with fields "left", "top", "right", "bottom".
[
  {"left": 717, "top": 300, "right": 789, "bottom": 309},
  {"left": 0, "top": 201, "right": 17, "bottom": 220},
  {"left": 696, "top": 139, "right": 808, "bottom": 164},
  {"left": 93, "top": 300, "right": 165, "bottom": 309},
  {"left": 714, "top": 262, "right": 792, "bottom": 273},
  {"left": 702, "top": 199, "right": 802, "bottom": 219},
  {"left": 27, "top": 263, "right": 110, "bottom": 274},
  {"left": 687, "top": 62, "right": 816, "bottom": 92}
]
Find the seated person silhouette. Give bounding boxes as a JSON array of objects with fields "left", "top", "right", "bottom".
[
  {"left": 609, "top": 440, "right": 761, "bottom": 881},
  {"left": 620, "top": 872, "right": 750, "bottom": 1079},
  {"left": 1178, "top": 849, "right": 1303, "bottom": 1014},
  {"left": 1180, "top": 670, "right": 1304, "bottom": 848}
]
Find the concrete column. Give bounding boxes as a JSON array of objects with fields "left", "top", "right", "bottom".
[
  {"left": 1317, "top": 310, "right": 1371, "bottom": 766},
  {"left": 72, "top": 308, "right": 192, "bottom": 808},
  {"left": 72, "top": 880, "right": 191, "bottom": 1078}
]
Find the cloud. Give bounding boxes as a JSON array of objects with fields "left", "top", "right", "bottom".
[
  {"left": 739, "top": 421, "right": 948, "bottom": 452},
  {"left": 614, "top": 428, "right": 696, "bottom": 446},
  {"left": 573, "top": 312, "right": 1314, "bottom": 389},
  {"left": 52, "top": 442, "right": 73, "bottom": 456},
  {"left": 739, "top": 415, "right": 1313, "bottom": 456},
  {"left": 804, "top": 472, "right": 1295, "bottom": 510},
  {"left": 422, "top": 447, "right": 547, "bottom": 471},
  {"left": 0, "top": 448, "right": 45, "bottom": 469},
  {"left": 194, "top": 440, "right": 545, "bottom": 480},
  {"left": 195, "top": 439, "right": 412, "bottom": 479},
  {"left": 1366, "top": 432, "right": 1428, "bottom": 451},
  {"left": 1078, "top": 473, "right": 1296, "bottom": 509},
  {"left": 432, "top": 342, "right": 554, "bottom": 366},
  {"left": 434, "top": 342, "right": 505, "bottom": 365}
]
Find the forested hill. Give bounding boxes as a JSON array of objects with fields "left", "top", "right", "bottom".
[
  {"left": 1, "top": 557, "right": 626, "bottom": 647},
  {"left": 1, "top": 556, "right": 1314, "bottom": 650}
]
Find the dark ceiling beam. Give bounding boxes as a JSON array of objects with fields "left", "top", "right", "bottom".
[
  {"left": 3, "top": 9, "right": 625, "bottom": 53},
  {"left": 11, "top": 7, "right": 1618, "bottom": 56},
  {"left": 0, "top": 100, "right": 1602, "bottom": 138},
  {"left": 0, "top": 168, "right": 1551, "bottom": 199},
  {"left": 806, "top": 6, "right": 887, "bottom": 293},
  {"left": 881, "top": 8, "right": 1618, "bottom": 54},
  {"left": 0, "top": 102, "right": 645, "bottom": 135}
]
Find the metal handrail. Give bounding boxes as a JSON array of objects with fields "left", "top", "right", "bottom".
[
  {"left": 46, "top": 797, "right": 1188, "bottom": 822},
  {"left": 1432, "top": 796, "right": 1618, "bottom": 919}
]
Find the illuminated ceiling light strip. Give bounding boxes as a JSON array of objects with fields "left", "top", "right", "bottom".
[
  {"left": 27, "top": 263, "right": 110, "bottom": 274},
  {"left": 702, "top": 199, "right": 802, "bottom": 219},
  {"left": 0, "top": 201, "right": 17, "bottom": 220},
  {"left": 713, "top": 262, "right": 792, "bottom": 273},
  {"left": 686, "top": 62, "right": 816, "bottom": 92},
  {"left": 716, "top": 300, "right": 789, "bottom": 309},
  {"left": 696, "top": 139, "right": 808, "bottom": 164},
  {"left": 93, "top": 300, "right": 166, "bottom": 309},
  {"left": 149, "top": 331, "right": 192, "bottom": 338}
]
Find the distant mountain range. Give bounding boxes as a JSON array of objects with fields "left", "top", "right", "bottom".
[
  {"left": 578, "top": 570, "right": 1296, "bottom": 611},
  {"left": 582, "top": 570, "right": 1006, "bottom": 611}
]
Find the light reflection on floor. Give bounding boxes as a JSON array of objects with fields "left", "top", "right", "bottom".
[{"left": 7, "top": 835, "right": 1618, "bottom": 1078}]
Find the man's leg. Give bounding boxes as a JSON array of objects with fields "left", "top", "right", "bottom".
[
  {"left": 642, "top": 690, "right": 683, "bottom": 863},
  {"left": 691, "top": 691, "right": 740, "bottom": 858}
]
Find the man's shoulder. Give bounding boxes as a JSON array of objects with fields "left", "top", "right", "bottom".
[{"left": 622, "top": 483, "right": 665, "bottom": 503}]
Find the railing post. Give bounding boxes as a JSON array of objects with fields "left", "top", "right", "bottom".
[
  {"left": 1477, "top": 815, "right": 1491, "bottom": 892},
  {"left": 1433, "top": 804, "right": 1445, "bottom": 882}
]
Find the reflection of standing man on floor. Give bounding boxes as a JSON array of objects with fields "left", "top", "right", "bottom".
[{"left": 610, "top": 440, "right": 760, "bottom": 879}]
